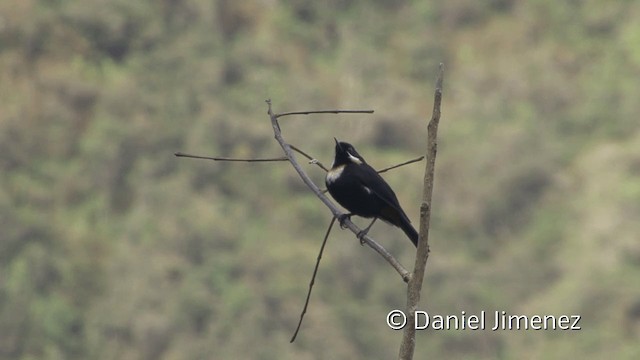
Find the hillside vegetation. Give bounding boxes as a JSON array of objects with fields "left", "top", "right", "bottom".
[{"left": 1, "top": 0, "right": 639, "bottom": 359}]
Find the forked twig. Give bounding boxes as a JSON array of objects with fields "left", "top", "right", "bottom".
[
  {"left": 175, "top": 102, "right": 422, "bottom": 344},
  {"left": 266, "top": 99, "right": 411, "bottom": 283},
  {"left": 290, "top": 216, "right": 336, "bottom": 343}
]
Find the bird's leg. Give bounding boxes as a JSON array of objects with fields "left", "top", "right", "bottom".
[
  {"left": 337, "top": 213, "right": 353, "bottom": 229},
  {"left": 357, "top": 218, "right": 378, "bottom": 245}
]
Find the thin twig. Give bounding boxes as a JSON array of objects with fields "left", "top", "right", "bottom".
[
  {"left": 289, "top": 144, "right": 330, "bottom": 172},
  {"left": 291, "top": 143, "right": 421, "bottom": 175},
  {"left": 174, "top": 152, "right": 288, "bottom": 162},
  {"left": 266, "top": 99, "right": 411, "bottom": 283},
  {"left": 276, "top": 109, "right": 374, "bottom": 118},
  {"left": 377, "top": 156, "right": 425, "bottom": 174},
  {"left": 290, "top": 216, "right": 336, "bottom": 343},
  {"left": 398, "top": 63, "right": 444, "bottom": 360}
]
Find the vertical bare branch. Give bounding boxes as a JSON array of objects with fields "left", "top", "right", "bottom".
[{"left": 398, "top": 63, "right": 444, "bottom": 360}]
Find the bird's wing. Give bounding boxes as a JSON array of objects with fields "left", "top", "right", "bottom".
[{"left": 354, "top": 164, "right": 410, "bottom": 220}]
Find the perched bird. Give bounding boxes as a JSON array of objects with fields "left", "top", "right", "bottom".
[{"left": 325, "top": 138, "right": 418, "bottom": 247}]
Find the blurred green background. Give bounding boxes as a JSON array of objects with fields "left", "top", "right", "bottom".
[{"left": 1, "top": 0, "right": 639, "bottom": 359}]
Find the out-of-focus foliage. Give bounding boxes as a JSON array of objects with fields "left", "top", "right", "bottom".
[{"left": 1, "top": 0, "right": 639, "bottom": 358}]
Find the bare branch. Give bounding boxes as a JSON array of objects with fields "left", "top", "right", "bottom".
[
  {"left": 398, "top": 63, "right": 444, "bottom": 360},
  {"left": 290, "top": 143, "right": 422, "bottom": 175},
  {"left": 291, "top": 144, "right": 423, "bottom": 194},
  {"left": 289, "top": 144, "right": 330, "bottom": 172},
  {"left": 276, "top": 109, "right": 374, "bottom": 118},
  {"left": 377, "top": 156, "right": 425, "bottom": 174},
  {"left": 290, "top": 216, "right": 336, "bottom": 343},
  {"left": 178, "top": 144, "right": 419, "bottom": 174},
  {"left": 174, "top": 152, "right": 287, "bottom": 162},
  {"left": 266, "top": 99, "right": 411, "bottom": 283}
]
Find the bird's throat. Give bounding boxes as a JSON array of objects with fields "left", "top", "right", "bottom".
[{"left": 326, "top": 164, "right": 345, "bottom": 184}]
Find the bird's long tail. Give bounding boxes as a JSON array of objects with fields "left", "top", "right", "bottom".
[{"left": 400, "top": 219, "right": 419, "bottom": 247}]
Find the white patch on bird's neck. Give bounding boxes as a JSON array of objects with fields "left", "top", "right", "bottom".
[
  {"left": 326, "top": 164, "right": 345, "bottom": 184},
  {"left": 347, "top": 152, "right": 362, "bottom": 165}
]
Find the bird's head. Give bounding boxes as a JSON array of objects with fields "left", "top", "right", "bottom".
[{"left": 332, "top": 138, "right": 366, "bottom": 166}]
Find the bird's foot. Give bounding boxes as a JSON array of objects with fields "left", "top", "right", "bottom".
[
  {"left": 356, "top": 230, "right": 369, "bottom": 246},
  {"left": 337, "top": 213, "right": 353, "bottom": 229},
  {"left": 356, "top": 218, "right": 376, "bottom": 246}
]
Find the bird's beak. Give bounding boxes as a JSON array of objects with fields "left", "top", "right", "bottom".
[{"left": 334, "top": 137, "right": 342, "bottom": 151}]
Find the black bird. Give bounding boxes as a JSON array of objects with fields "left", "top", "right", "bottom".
[{"left": 325, "top": 139, "right": 418, "bottom": 247}]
